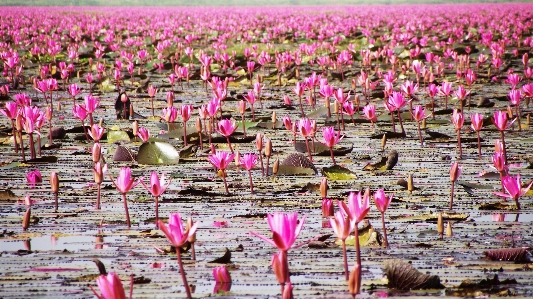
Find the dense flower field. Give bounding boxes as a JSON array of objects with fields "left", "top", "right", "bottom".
[{"left": 1, "top": 3, "right": 533, "bottom": 299}]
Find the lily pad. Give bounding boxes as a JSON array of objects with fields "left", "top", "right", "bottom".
[
  {"left": 137, "top": 141, "right": 180, "bottom": 165},
  {"left": 276, "top": 165, "right": 316, "bottom": 176},
  {"left": 322, "top": 165, "right": 357, "bottom": 180},
  {"left": 383, "top": 259, "right": 445, "bottom": 290},
  {"left": 107, "top": 130, "right": 131, "bottom": 143}
]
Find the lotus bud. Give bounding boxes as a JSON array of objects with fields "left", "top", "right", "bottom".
[
  {"left": 132, "top": 121, "right": 139, "bottom": 137},
  {"left": 381, "top": 134, "right": 387, "bottom": 151},
  {"left": 273, "top": 158, "right": 279, "bottom": 175},
  {"left": 320, "top": 177, "right": 328, "bottom": 199},
  {"left": 271, "top": 252, "right": 289, "bottom": 284},
  {"left": 255, "top": 133, "right": 263, "bottom": 151},
  {"left": 265, "top": 138, "right": 272, "bottom": 157},
  {"left": 272, "top": 111, "right": 276, "bottom": 125},
  {"left": 16, "top": 114, "right": 23, "bottom": 131},
  {"left": 206, "top": 120, "right": 212, "bottom": 134},
  {"left": 120, "top": 93, "right": 128, "bottom": 103},
  {"left": 282, "top": 282, "right": 294, "bottom": 299},
  {"left": 195, "top": 118, "right": 202, "bottom": 133},
  {"left": 322, "top": 198, "right": 333, "bottom": 217},
  {"left": 187, "top": 217, "right": 196, "bottom": 243},
  {"left": 92, "top": 142, "right": 102, "bottom": 163},
  {"left": 50, "top": 172, "right": 59, "bottom": 193},
  {"left": 507, "top": 105, "right": 513, "bottom": 118},
  {"left": 422, "top": 118, "right": 427, "bottom": 129},
  {"left": 348, "top": 263, "right": 361, "bottom": 295},
  {"left": 449, "top": 162, "right": 461, "bottom": 182},
  {"left": 407, "top": 173, "right": 414, "bottom": 194},
  {"left": 527, "top": 114, "right": 530, "bottom": 126},
  {"left": 234, "top": 150, "right": 241, "bottom": 168},
  {"left": 437, "top": 212, "right": 444, "bottom": 238},
  {"left": 45, "top": 106, "right": 52, "bottom": 121},
  {"left": 167, "top": 91, "right": 174, "bottom": 107},
  {"left": 213, "top": 265, "right": 231, "bottom": 283},
  {"left": 22, "top": 208, "right": 31, "bottom": 231},
  {"left": 446, "top": 221, "right": 453, "bottom": 237},
  {"left": 129, "top": 103, "right": 134, "bottom": 119}
]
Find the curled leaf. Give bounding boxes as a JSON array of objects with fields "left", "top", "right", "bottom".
[
  {"left": 383, "top": 259, "right": 445, "bottom": 290},
  {"left": 484, "top": 248, "right": 529, "bottom": 262}
]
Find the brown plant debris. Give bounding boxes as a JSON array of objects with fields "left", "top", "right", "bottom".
[
  {"left": 484, "top": 248, "right": 530, "bottom": 262},
  {"left": 383, "top": 259, "right": 445, "bottom": 290}
]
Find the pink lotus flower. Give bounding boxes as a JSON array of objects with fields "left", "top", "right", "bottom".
[
  {"left": 208, "top": 151, "right": 235, "bottom": 194},
  {"left": 470, "top": 113, "right": 484, "bottom": 131},
  {"left": 297, "top": 117, "right": 315, "bottom": 161},
  {"left": 493, "top": 110, "right": 514, "bottom": 131},
  {"left": 213, "top": 266, "right": 231, "bottom": 283},
  {"left": 85, "top": 95, "right": 99, "bottom": 114},
  {"left": 494, "top": 173, "right": 533, "bottom": 209},
  {"left": 178, "top": 104, "right": 194, "bottom": 123},
  {"left": 137, "top": 127, "right": 150, "bottom": 142},
  {"left": 339, "top": 189, "right": 370, "bottom": 226},
  {"left": 373, "top": 189, "right": 393, "bottom": 247},
  {"left": 158, "top": 213, "right": 198, "bottom": 248},
  {"left": 0, "top": 101, "right": 18, "bottom": 119},
  {"left": 140, "top": 171, "right": 171, "bottom": 227},
  {"left": 470, "top": 113, "right": 484, "bottom": 157},
  {"left": 492, "top": 152, "right": 508, "bottom": 173},
  {"left": 148, "top": 85, "right": 157, "bottom": 98},
  {"left": 162, "top": 106, "right": 178, "bottom": 123},
  {"left": 158, "top": 213, "right": 198, "bottom": 299},
  {"left": 72, "top": 104, "right": 87, "bottom": 121},
  {"left": 216, "top": 119, "right": 238, "bottom": 153},
  {"left": 329, "top": 210, "right": 353, "bottom": 280},
  {"left": 454, "top": 85, "right": 469, "bottom": 110},
  {"left": 250, "top": 212, "right": 306, "bottom": 252},
  {"left": 362, "top": 104, "right": 377, "bottom": 127},
  {"left": 93, "top": 162, "right": 107, "bottom": 210},
  {"left": 322, "top": 198, "right": 334, "bottom": 217},
  {"left": 373, "top": 189, "right": 393, "bottom": 214},
  {"left": 243, "top": 91, "right": 257, "bottom": 121},
  {"left": 95, "top": 272, "right": 127, "bottom": 299},
  {"left": 109, "top": 167, "right": 139, "bottom": 227},
  {"left": 110, "top": 167, "right": 139, "bottom": 195},
  {"left": 321, "top": 126, "right": 343, "bottom": 165},
  {"left": 26, "top": 169, "right": 42, "bottom": 186},
  {"left": 140, "top": 172, "right": 171, "bottom": 198},
  {"left": 88, "top": 124, "right": 104, "bottom": 142},
  {"left": 452, "top": 109, "right": 464, "bottom": 156}
]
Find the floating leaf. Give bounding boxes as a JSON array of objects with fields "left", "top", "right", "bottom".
[
  {"left": 107, "top": 130, "right": 130, "bottom": 143},
  {"left": 383, "top": 259, "right": 445, "bottom": 290},
  {"left": 322, "top": 165, "right": 357, "bottom": 180},
  {"left": 113, "top": 145, "right": 136, "bottom": 162},
  {"left": 137, "top": 141, "right": 180, "bottom": 165},
  {"left": 280, "top": 153, "right": 317, "bottom": 174},
  {"left": 276, "top": 165, "right": 316, "bottom": 176},
  {"left": 26, "top": 156, "right": 58, "bottom": 163},
  {"left": 341, "top": 227, "right": 381, "bottom": 247}
]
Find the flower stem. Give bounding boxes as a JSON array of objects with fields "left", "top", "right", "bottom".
[
  {"left": 397, "top": 110, "right": 405, "bottom": 135},
  {"left": 96, "top": 183, "right": 101, "bottom": 210},
  {"left": 298, "top": 95, "right": 305, "bottom": 117},
  {"left": 258, "top": 150, "right": 264, "bottom": 176},
  {"left": 122, "top": 193, "right": 131, "bottom": 228},
  {"left": 28, "top": 133, "right": 36, "bottom": 160},
  {"left": 225, "top": 136, "right": 233, "bottom": 153},
  {"left": 241, "top": 114, "right": 247, "bottom": 137},
  {"left": 265, "top": 155, "right": 270, "bottom": 176},
  {"left": 417, "top": 121, "right": 423, "bottom": 146},
  {"left": 516, "top": 105, "right": 522, "bottom": 132},
  {"left": 183, "top": 121, "right": 188, "bottom": 146},
  {"left": 54, "top": 192, "right": 58, "bottom": 212},
  {"left": 329, "top": 147, "right": 336, "bottom": 165},
  {"left": 247, "top": 170, "right": 254, "bottom": 194},
  {"left": 500, "top": 131, "right": 507, "bottom": 164},
  {"left": 154, "top": 196, "right": 159, "bottom": 228},
  {"left": 19, "top": 131, "right": 25, "bottom": 162},
  {"left": 353, "top": 223, "right": 361, "bottom": 294},
  {"left": 304, "top": 137, "right": 313, "bottom": 162},
  {"left": 390, "top": 110, "right": 396, "bottom": 133},
  {"left": 151, "top": 97, "right": 154, "bottom": 117},
  {"left": 11, "top": 119, "right": 18, "bottom": 153},
  {"left": 342, "top": 240, "right": 348, "bottom": 281},
  {"left": 450, "top": 181, "right": 455, "bottom": 210},
  {"left": 222, "top": 173, "right": 229, "bottom": 195},
  {"left": 477, "top": 131, "right": 482, "bottom": 158},
  {"left": 176, "top": 251, "right": 192, "bottom": 299},
  {"left": 457, "top": 130, "right": 462, "bottom": 157},
  {"left": 381, "top": 212, "right": 389, "bottom": 247}
]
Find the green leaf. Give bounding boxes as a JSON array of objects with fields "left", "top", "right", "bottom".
[
  {"left": 106, "top": 130, "right": 131, "bottom": 143},
  {"left": 322, "top": 165, "right": 357, "bottom": 180},
  {"left": 137, "top": 141, "right": 180, "bottom": 165}
]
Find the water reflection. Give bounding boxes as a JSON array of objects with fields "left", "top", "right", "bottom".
[{"left": 475, "top": 213, "right": 532, "bottom": 222}]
